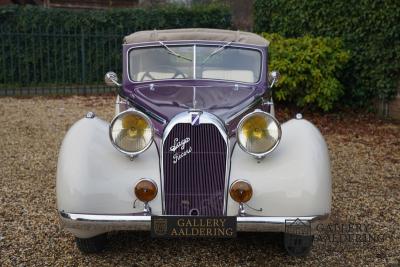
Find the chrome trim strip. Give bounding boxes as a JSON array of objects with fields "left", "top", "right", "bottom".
[
  {"left": 160, "top": 111, "right": 230, "bottom": 215},
  {"left": 59, "top": 211, "right": 329, "bottom": 233}
]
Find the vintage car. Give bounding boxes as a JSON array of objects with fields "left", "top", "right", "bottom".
[{"left": 57, "top": 28, "right": 331, "bottom": 255}]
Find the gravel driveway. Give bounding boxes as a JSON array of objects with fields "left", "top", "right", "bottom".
[{"left": 1, "top": 96, "right": 399, "bottom": 266}]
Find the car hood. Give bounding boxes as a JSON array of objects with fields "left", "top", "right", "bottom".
[{"left": 129, "top": 83, "right": 260, "bottom": 123}]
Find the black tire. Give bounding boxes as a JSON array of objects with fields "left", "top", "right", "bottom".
[
  {"left": 75, "top": 234, "right": 108, "bottom": 253},
  {"left": 283, "top": 233, "right": 314, "bottom": 256}
]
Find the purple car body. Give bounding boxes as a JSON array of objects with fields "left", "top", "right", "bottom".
[{"left": 120, "top": 41, "right": 269, "bottom": 135}]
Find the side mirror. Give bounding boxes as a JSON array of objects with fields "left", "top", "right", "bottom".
[
  {"left": 268, "top": 71, "right": 280, "bottom": 88},
  {"left": 105, "top": 71, "right": 121, "bottom": 87}
]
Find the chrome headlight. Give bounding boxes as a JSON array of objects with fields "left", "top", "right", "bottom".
[
  {"left": 109, "top": 109, "right": 154, "bottom": 156},
  {"left": 237, "top": 110, "right": 281, "bottom": 157}
]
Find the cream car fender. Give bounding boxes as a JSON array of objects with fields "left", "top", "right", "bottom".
[
  {"left": 227, "top": 118, "right": 332, "bottom": 217},
  {"left": 56, "top": 115, "right": 162, "bottom": 217}
]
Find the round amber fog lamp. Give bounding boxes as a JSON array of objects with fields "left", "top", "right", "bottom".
[
  {"left": 229, "top": 180, "right": 253, "bottom": 203},
  {"left": 134, "top": 179, "right": 158, "bottom": 202}
]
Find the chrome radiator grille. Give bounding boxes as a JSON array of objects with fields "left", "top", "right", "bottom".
[{"left": 162, "top": 123, "right": 227, "bottom": 216}]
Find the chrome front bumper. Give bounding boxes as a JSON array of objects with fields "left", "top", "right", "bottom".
[{"left": 59, "top": 211, "right": 329, "bottom": 233}]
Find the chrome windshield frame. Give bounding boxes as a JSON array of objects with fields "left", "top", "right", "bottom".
[{"left": 126, "top": 42, "right": 264, "bottom": 85}]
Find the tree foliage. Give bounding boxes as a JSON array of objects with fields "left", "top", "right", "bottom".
[{"left": 264, "top": 33, "right": 349, "bottom": 111}]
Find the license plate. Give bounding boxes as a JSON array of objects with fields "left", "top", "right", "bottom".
[{"left": 151, "top": 216, "right": 237, "bottom": 238}]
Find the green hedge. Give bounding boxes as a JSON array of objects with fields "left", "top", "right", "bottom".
[
  {"left": 264, "top": 33, "right": 349, "bottom": 111},
  {"left": 0, "top": 4, "right": 231, "bottom": 88},
  {"left": 254, "top": 0, "right": 400, "bottom": 107},
  {"left": 0, "top": 4, "right": 231, "bottom": 32}
]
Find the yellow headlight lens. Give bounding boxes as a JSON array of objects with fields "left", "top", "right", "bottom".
[
  {"left": 110, "top": 110, "right": 153, "bottom": 155},
  {"left": 237, "top": 111, "right": 281, "bottom": 156}
]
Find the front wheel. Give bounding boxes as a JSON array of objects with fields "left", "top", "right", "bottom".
[{"left": 75, "top": 234, "right": 108, "bottom": 253}]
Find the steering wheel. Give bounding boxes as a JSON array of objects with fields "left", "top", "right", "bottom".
[{"left": 140, "top": 65, "right": 188, "bottom": 81}]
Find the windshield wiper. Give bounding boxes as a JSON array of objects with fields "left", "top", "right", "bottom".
[
  {"left": 201, "top": 41, "right": 232, "bottom": 65},
  {"left": 159, "top": 41, "right": 192, "bottom": 62}
]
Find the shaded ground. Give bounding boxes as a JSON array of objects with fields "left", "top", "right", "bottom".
[{"left": 0, "top": 96, "right": 399, "bottom": 266}]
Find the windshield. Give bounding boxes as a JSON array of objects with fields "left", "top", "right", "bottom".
[{"left": 128, "top": 45, "right": 262, "bottom": 83}]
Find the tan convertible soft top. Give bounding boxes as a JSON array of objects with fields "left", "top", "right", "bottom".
[{"left": 124, "top": 28, "right": 269, "bottom": 47}]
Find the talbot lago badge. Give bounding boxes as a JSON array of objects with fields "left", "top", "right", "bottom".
[{"left": 170, "top": 137, "right": 192, "bottom": 164}]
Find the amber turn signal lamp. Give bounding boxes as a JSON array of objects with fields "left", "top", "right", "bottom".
[
  {"left": 229, "top": 180, "right": 253, "bottom": 203},
  {"left": 134, "top": 179, "right": 158, "bottom": 202}
]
